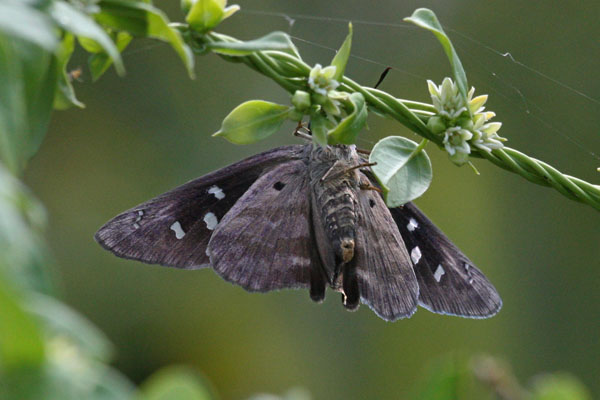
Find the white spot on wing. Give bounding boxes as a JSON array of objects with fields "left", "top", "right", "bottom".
[
  {"left": 203, "top": 212, "right": 218, "bottom": 230},
  {"left": 464, "top": 262, "right": 474, "bottom": 284},
  {"left": 133, "top": 210, "right": 144, "bottom": 229},
  {"left": 170, "top": 221, "right": 186, "bottom": 239},
  {"left": 291, "top": 256, "right": 310, "bottom": 266},
  {"left": 208, "top": 185, "right": 225, "bottom": 200},
  {"left": 407, "top": 218, "right": 418, "bottom": 232},
  {"left": 205, "top": 248, "right": 210, "bottom": 257},
  {"left": 410, "top": 246, "right": 422, "bottom": 264},
  {"left": 433, "top": 264, "right": 445, "bottom": 282},
  {"left": 406, "top": 218, "right": 419, "bottom": 232}
]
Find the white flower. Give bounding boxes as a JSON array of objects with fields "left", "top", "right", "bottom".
[
  {"left": 308, "top": 64, "right": 339, "bottom": 96},
  {"left": 471, "top": 112, "right": 505, "bottom": 153},
  {"left": 428, "top": 78, "right": 466, "bottom": 120},
  {"left": 443, "top": 127, "right": 472, "bottom": 156},
  {"left": 427, "top": 77, "right": 506, "bottom": 164}
]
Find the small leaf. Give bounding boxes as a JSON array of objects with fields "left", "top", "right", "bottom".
[
  {"left": 327, "top": 92, "right": 367, "bottom": 145},
  {"left": 309, "top": 111, "right": 330, "bottom": 148},
  {"left": 370, "top": 136, "right": 432, "bottom": 207},
  {"left": 530, "top": 374, "right": 592, "bottom": 400},
  {"left": 213, "top": 100, "right": 290, "bottom": 144},
  {"left": 49, "top": 1, "right": 125, "bottom": 76},
  {"left": 186, "top": 0, "right": 225, "bottom": 34},
  {"left": 96, "top": 0, "right": 195, "bottom": 78},
  {"left": 54, "top": 33, "right": 85, "bottom": 110},
  {"left": 0, "top": 277, "right": 45, "bottom": 369},
  {"left": 89, "top": 31, "right": 132, "bottom": 81},
  {"left": 330, "top": 22, "right": 352, "bottom": 82},
  {"left": 404, "top": 8, "right": 469, "bottom": 107},
  {"left": 139, "top": 366, "right": 216, "bottom": 400},
  {"left": 208, "top": 31, "right": 297, "bottom": 56}
]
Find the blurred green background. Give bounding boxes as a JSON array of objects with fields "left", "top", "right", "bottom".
[{"left": 22, "top": 0, "right": 599, "bottom": 399}]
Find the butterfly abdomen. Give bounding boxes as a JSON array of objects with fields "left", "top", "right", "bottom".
[{"left": 319, "top": 185, "right": 357, "bottom": 265}]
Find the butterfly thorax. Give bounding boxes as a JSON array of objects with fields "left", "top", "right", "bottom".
[{"left": 309, "top": 145, "right": 362, "bottom": 283}]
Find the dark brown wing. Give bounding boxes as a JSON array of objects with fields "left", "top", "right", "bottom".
[
  {"left": 391, "top": 202, "right": 502, "bottom": 318},
  {"left": 95, "top": 145, "right": 305, "bottom": 269},
  {"left": 352, "top": 175, "right": 419, "bottom": 321},
  {"left": 207, "top": 159, "right": 319, "bottom": 292}
]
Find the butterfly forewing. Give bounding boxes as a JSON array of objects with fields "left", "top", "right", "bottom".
[
  {"left": 390, "top": 202, "right": 502, "bottom": 318},
  {"left": 208, "top": 159, "right": 318, "bottom": 291},
  {"left": 353, "top": 177, "right": 419, "bottom": 321},
  {"left": 95, "top": 145, "right": 304, "bottom": 269}
]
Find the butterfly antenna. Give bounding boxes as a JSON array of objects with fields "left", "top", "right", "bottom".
[{"left": 374, "top": 66, "right": 392, "bottom": 89}]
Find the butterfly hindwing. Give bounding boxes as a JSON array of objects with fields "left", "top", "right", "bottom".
[
  {"left": 390, "top": 202, "right": 502, "bottom": 318},
  {"left": 207, "top": 159, "right": 318, "bottom": 291},
  {"left": 352, "top": 175, "right": 419, "bottom": 321},
  {"left": 95, "top": 145, "right": 305, "bottom": 269}
]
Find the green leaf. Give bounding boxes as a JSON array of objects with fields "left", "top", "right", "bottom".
[
  {"left": 404, "top": 8, "right": 469, "bottom": 106},
  {"left": 208, "top": 31, "right": 297, "bottom": 56},
  {"left": 54, "top": 33, "right": 85, "bottom": 110},
  {"left": 309, "top": 111, "right": 330, "bottom": 148},
  {"left": 186, "top": 0, "right": 225, "bottom": 34},
  {"left": 0, "top": 0, "right": 59, "bottom": 52},
  {"left": 139, "top": 366, "right": 216, "bottom": 400},
  {"left": 213, "top": 100, "right": 290, "bottom": 144},
  {"left": 531, "top": 374, "right": 592, "bottom": 400},
  {"left": 411, "top": 356, "right": 473, "bottom": 400},
  {"left": 0, "top": 276, "right": 45, "bottom": 369},
  {"left": 330, "top": 22, "right": 352, "bottom": 82},
  {"left": 0, "top": 36, "right": 57, "bottom": 175},
  {"left": 89, "top": 31, "right": 132, "bottom": 82},
  {"left": 49, "top": 1, "right": 125, "bottom": 76},
  {"left": 25, "top": 294, "right": 114, "bottom": 362},
  {"left": 327, "top": 92, "right": 367, "bottom": 145},
  {"left": 369, "top": 136, "right": 432, "bottom": 207},
  {"left": 0, "top": 164, "right": 54, "bottom": 293},
  {"left": 96, "top": 0, "right": 195, "bottom": 78}
]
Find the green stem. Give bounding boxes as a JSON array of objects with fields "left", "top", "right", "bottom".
[{"left": 194, "top": 30, "right": 600, "bottom": 212}]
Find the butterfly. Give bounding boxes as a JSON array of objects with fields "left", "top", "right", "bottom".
[{"left": 95, "top": 143, "right": 502, "bottom": 321}]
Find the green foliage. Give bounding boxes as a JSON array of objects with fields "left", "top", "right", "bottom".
[
  {"left": 207, "top": 31, "right": 298, "bottom": 56},
  {"left": 48, "top": 0, "right": 125, "bottom": 75},
  {"left": 530, "top": 374, "right": 592, "bottom": 400},
  {"left": 139, "top": 367, "right": 216, "bottom": 400},
  {"left": 329, "top": 23, "right": 352, "bottom": 82},
  {"left": 185, "top": 0, "right": 239, "bottom": 35},
  {"left": 0, "top": 277, "right": 45, "bottom": 369},
  {"left": 326, "top": 92, "right": 367, "bottom": 145},
  {"left": 95, "top": 0, "right": 195, "bottom": 78},
  {"left": 88, "top": 31, "right": 132, "bottom": 81},
  {"left": 213, "top": 100, "right": 291, "bottom": 144},
  {"left": 0, "top": 36, "right": 57, "bottom": 175},
  {"left": 404, "top": 9, "right": 469, "bottom": 108},
  {"left": 370, "top": 137, "right": 432, "bottom": 206}
]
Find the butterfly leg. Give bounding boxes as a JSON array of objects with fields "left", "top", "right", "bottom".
[
  {"left": 309, "top": 267, "right": 326, "bottom": 303},
  {"left": 341, "top": 260, "right": 360, "bottom": 311},
  {"left": 321, "top": 162, "right": 377, "bottom": 182},
  {"left": 359, "top": 182, "right": 382, "bottom": 193}
]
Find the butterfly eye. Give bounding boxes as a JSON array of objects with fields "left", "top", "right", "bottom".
[{"left": 273, "top": 181, "right": 285, "bottom": 191}]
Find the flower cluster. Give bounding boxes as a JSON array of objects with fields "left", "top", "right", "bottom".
[
  {"left": 427, "top": 78, "right": 505, "bottom": 165},
  {"left": 291, "top": 63, "right": 349, "bottom": 118}
]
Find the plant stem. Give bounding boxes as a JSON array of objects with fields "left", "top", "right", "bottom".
[{"left": 197, "top": 30, "right": 600, "bottom": 212}]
